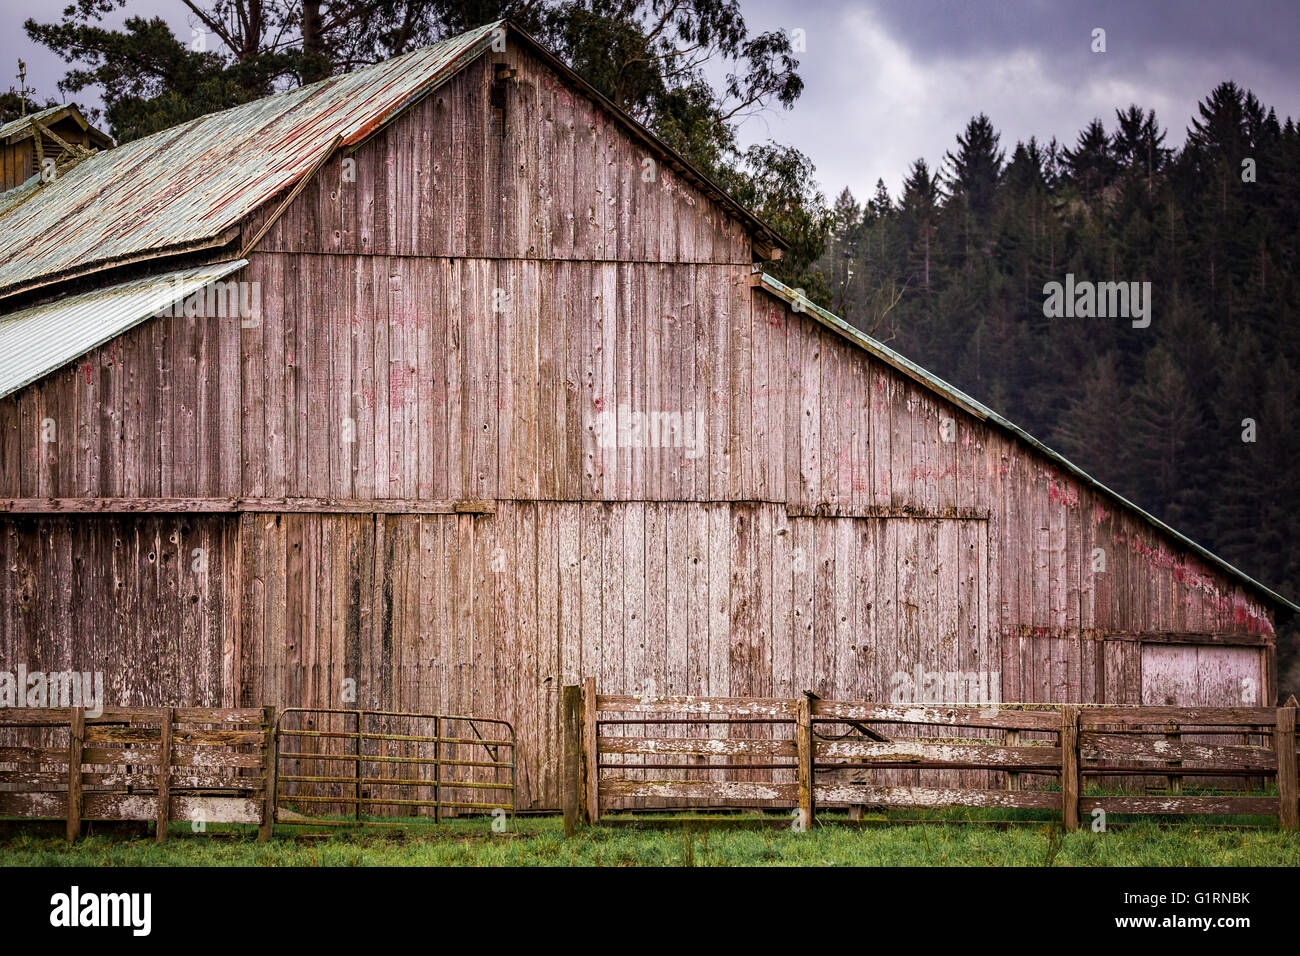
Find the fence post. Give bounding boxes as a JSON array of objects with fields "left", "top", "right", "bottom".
[
  {"left": 796, "top": 695, "right": 815, "bottom": 830},
  {"left": 354, "top": 710, "right": 363, "bottom": 826},
  {"left": 156, "top": 707, "right": 173, "bottom": 843},
  {"left": 1060, "top": 705, "right": 1079, "bottom": 831},
  {"left": 1164, "top": 725, "right": 1182, "bottom": 795},
  {"left": 562, "top": 684, "right": 582, "bottom": 836},
  {"left": 1006, "top": 730, "right": 1021, "bottom": 791},
  {"left": 1277, "top": 706, "right": 1298, "bottom": 831},
  {"left": 66, "top": 707, "right": 84, "bottom": 843},
  {"left": 259, "top": 705, "right": 276, "bottom": 842},
  {"left": 433, "top": 715, "right": 442, "bottom": 824},
  {"left": 582, "top": 676, "right": 599, "bottom": 823}
]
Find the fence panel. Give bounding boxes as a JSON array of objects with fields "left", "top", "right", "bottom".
[
  {"left": 0, "top": 706, "right": 273, "bottom": 841},
  {"left": 565, "top": 683, "right": 1300, "bottom": 830}
]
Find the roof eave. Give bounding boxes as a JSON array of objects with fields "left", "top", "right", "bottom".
[{"left": 0, "top": 227, "right": 241, "bottom": 307}]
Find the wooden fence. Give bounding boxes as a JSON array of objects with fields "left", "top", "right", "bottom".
[
  {"left": 0, "top": 706, "right": 274, "bottom": 841},
  {"left": 562, "top": 680, "right": 1299, "bottom": 832}
]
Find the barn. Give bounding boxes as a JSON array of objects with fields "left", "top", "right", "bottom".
[{"left": 0, "top": 20, "right": 1293, "bottom": 811}]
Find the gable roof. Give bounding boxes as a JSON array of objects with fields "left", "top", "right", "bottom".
[
  {"left": 0, "top": 20, "right": 785, "bottom": 305},
  {"left": 0, "top": 104, "right": 114, "bottom": 150},
  {"left": 756, "top": 273, "right": 1298, "bottom": 616}
]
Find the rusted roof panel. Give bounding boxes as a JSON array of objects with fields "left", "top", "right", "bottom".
[
  {"left": 0, "top": 259, "right": 247, "bottom": 400},
  {"left": 0, "top": 21, "right": 504, "bottom": 300}
]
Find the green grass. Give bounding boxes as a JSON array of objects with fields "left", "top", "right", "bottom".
[{"left": 2, "top": 810, "right": 1297, "bottom": 866}]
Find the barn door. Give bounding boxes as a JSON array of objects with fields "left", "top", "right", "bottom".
[
  {"left": 1140, "top": 644, "right": 1263, "bottom": 708},
  {"left": 1140, "top": 643, "right": 1266, "bottom": 788}
]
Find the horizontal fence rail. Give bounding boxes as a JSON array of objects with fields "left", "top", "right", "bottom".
[
  {"left": 273, "top": 708, "right": 515, "bottom": 825},
  {"left": 0, "top": 706, "right": 275, "bottom": 841},
  {"left": 562, "top": 681, "right": 1299, "bottom": 832},
  {"left": 1076, "top": 707, "right": 1292, "bottom": 820}
]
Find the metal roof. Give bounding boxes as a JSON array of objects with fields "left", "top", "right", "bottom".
[
  {"left": 0, "top": 259, "right": 247, "bottom": 400},
  {"left": 0, "top": 22, "right": 503, "bottom": 301},
  {"left": 0, "top": 104, "right": 113, "bottom": 148},
  {"left": 757, "top": 273, "right": 1299, "bottom": 615},
  {"left": 0, "top": 175, "right": 41, "bottom": 218}
]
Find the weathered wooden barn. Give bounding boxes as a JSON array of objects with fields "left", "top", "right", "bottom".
[{"left": 0, "top": 20, "right": 1294, "bottom": 810}]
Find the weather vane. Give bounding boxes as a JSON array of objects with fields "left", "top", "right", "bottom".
[{"left": 10, "top": 59, "right": 34, "bottom": 117}]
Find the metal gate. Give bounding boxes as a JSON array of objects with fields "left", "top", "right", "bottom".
[{"left": 273, "top": 708, "right": 515, "bottom": 825}]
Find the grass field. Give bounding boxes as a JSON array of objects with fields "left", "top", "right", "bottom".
[{"left": 2, "top": 810, "right": 1297, "bottom": 866}]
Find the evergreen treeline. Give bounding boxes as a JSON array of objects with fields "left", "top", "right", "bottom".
[{"left": 813, "top": 84, "right": 1300, "bottom": 670}]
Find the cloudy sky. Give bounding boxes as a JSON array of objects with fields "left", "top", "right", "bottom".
[
  {"left": 732, "top": 0, "right": 1300, "bottom": 199},
  {"left": 3, "top": 0, "right": 1297, "bottom": 201}
]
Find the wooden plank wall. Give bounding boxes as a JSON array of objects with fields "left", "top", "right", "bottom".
[
  {"left": 234, "top": 504, "right": 986, "bottom": 810},
  {"left": 0, "top": 516, "right": 236, "bottom": 708},
  {"left": 0, "top": 285, "right": 243, "bottom": 499},
  {"left": 241, "top": 50, "right": 752, "bottom": 265},
  {"left": 0, "top": 143, "right": 35, "bottom": 193},
  {"left": 1, "top": 260, "right": 1280, "bottom": 649},
  {"left": 0, "top": 274, "right": 1279, "bottom": 812},
  {"left": 0, "top": 258, "right": 754, "bottom": 503}
]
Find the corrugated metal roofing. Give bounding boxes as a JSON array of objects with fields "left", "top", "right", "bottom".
[
  {"left": 0, "top": 21, "right": 504, "bottom": 300},
  {"left": 0, "top": 175, "right": 41, "bottom": 218},
  {"left": 0, "top": 259, "right": 247, "bottom": 400},
  {"left": 757, "top": 273, "right": 1298, "bottom": 614}
]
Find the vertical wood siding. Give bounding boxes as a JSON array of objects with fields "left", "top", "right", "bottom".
[
  {"left": 0, "top": 43, "right": 1281, "bottom": 810},
  {"left": 241, "top": 51, "right": 752, "bottom": 265},
  {"left": 0, "top": 516, "right": 235, "bottom": 708},
  {"left": 233, "top": 504, "right": 990, "bottom": 809}
]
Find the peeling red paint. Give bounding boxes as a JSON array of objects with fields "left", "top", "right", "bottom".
[
  {"left": 1121, "top": 535, "right": 1276, "bottom": 633},
  {"left": 837, "top": 448, "right": 872, "bottom": 492},
  {"left": 1047, "top": 475, "right": 1080, "bottom": 509}
]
